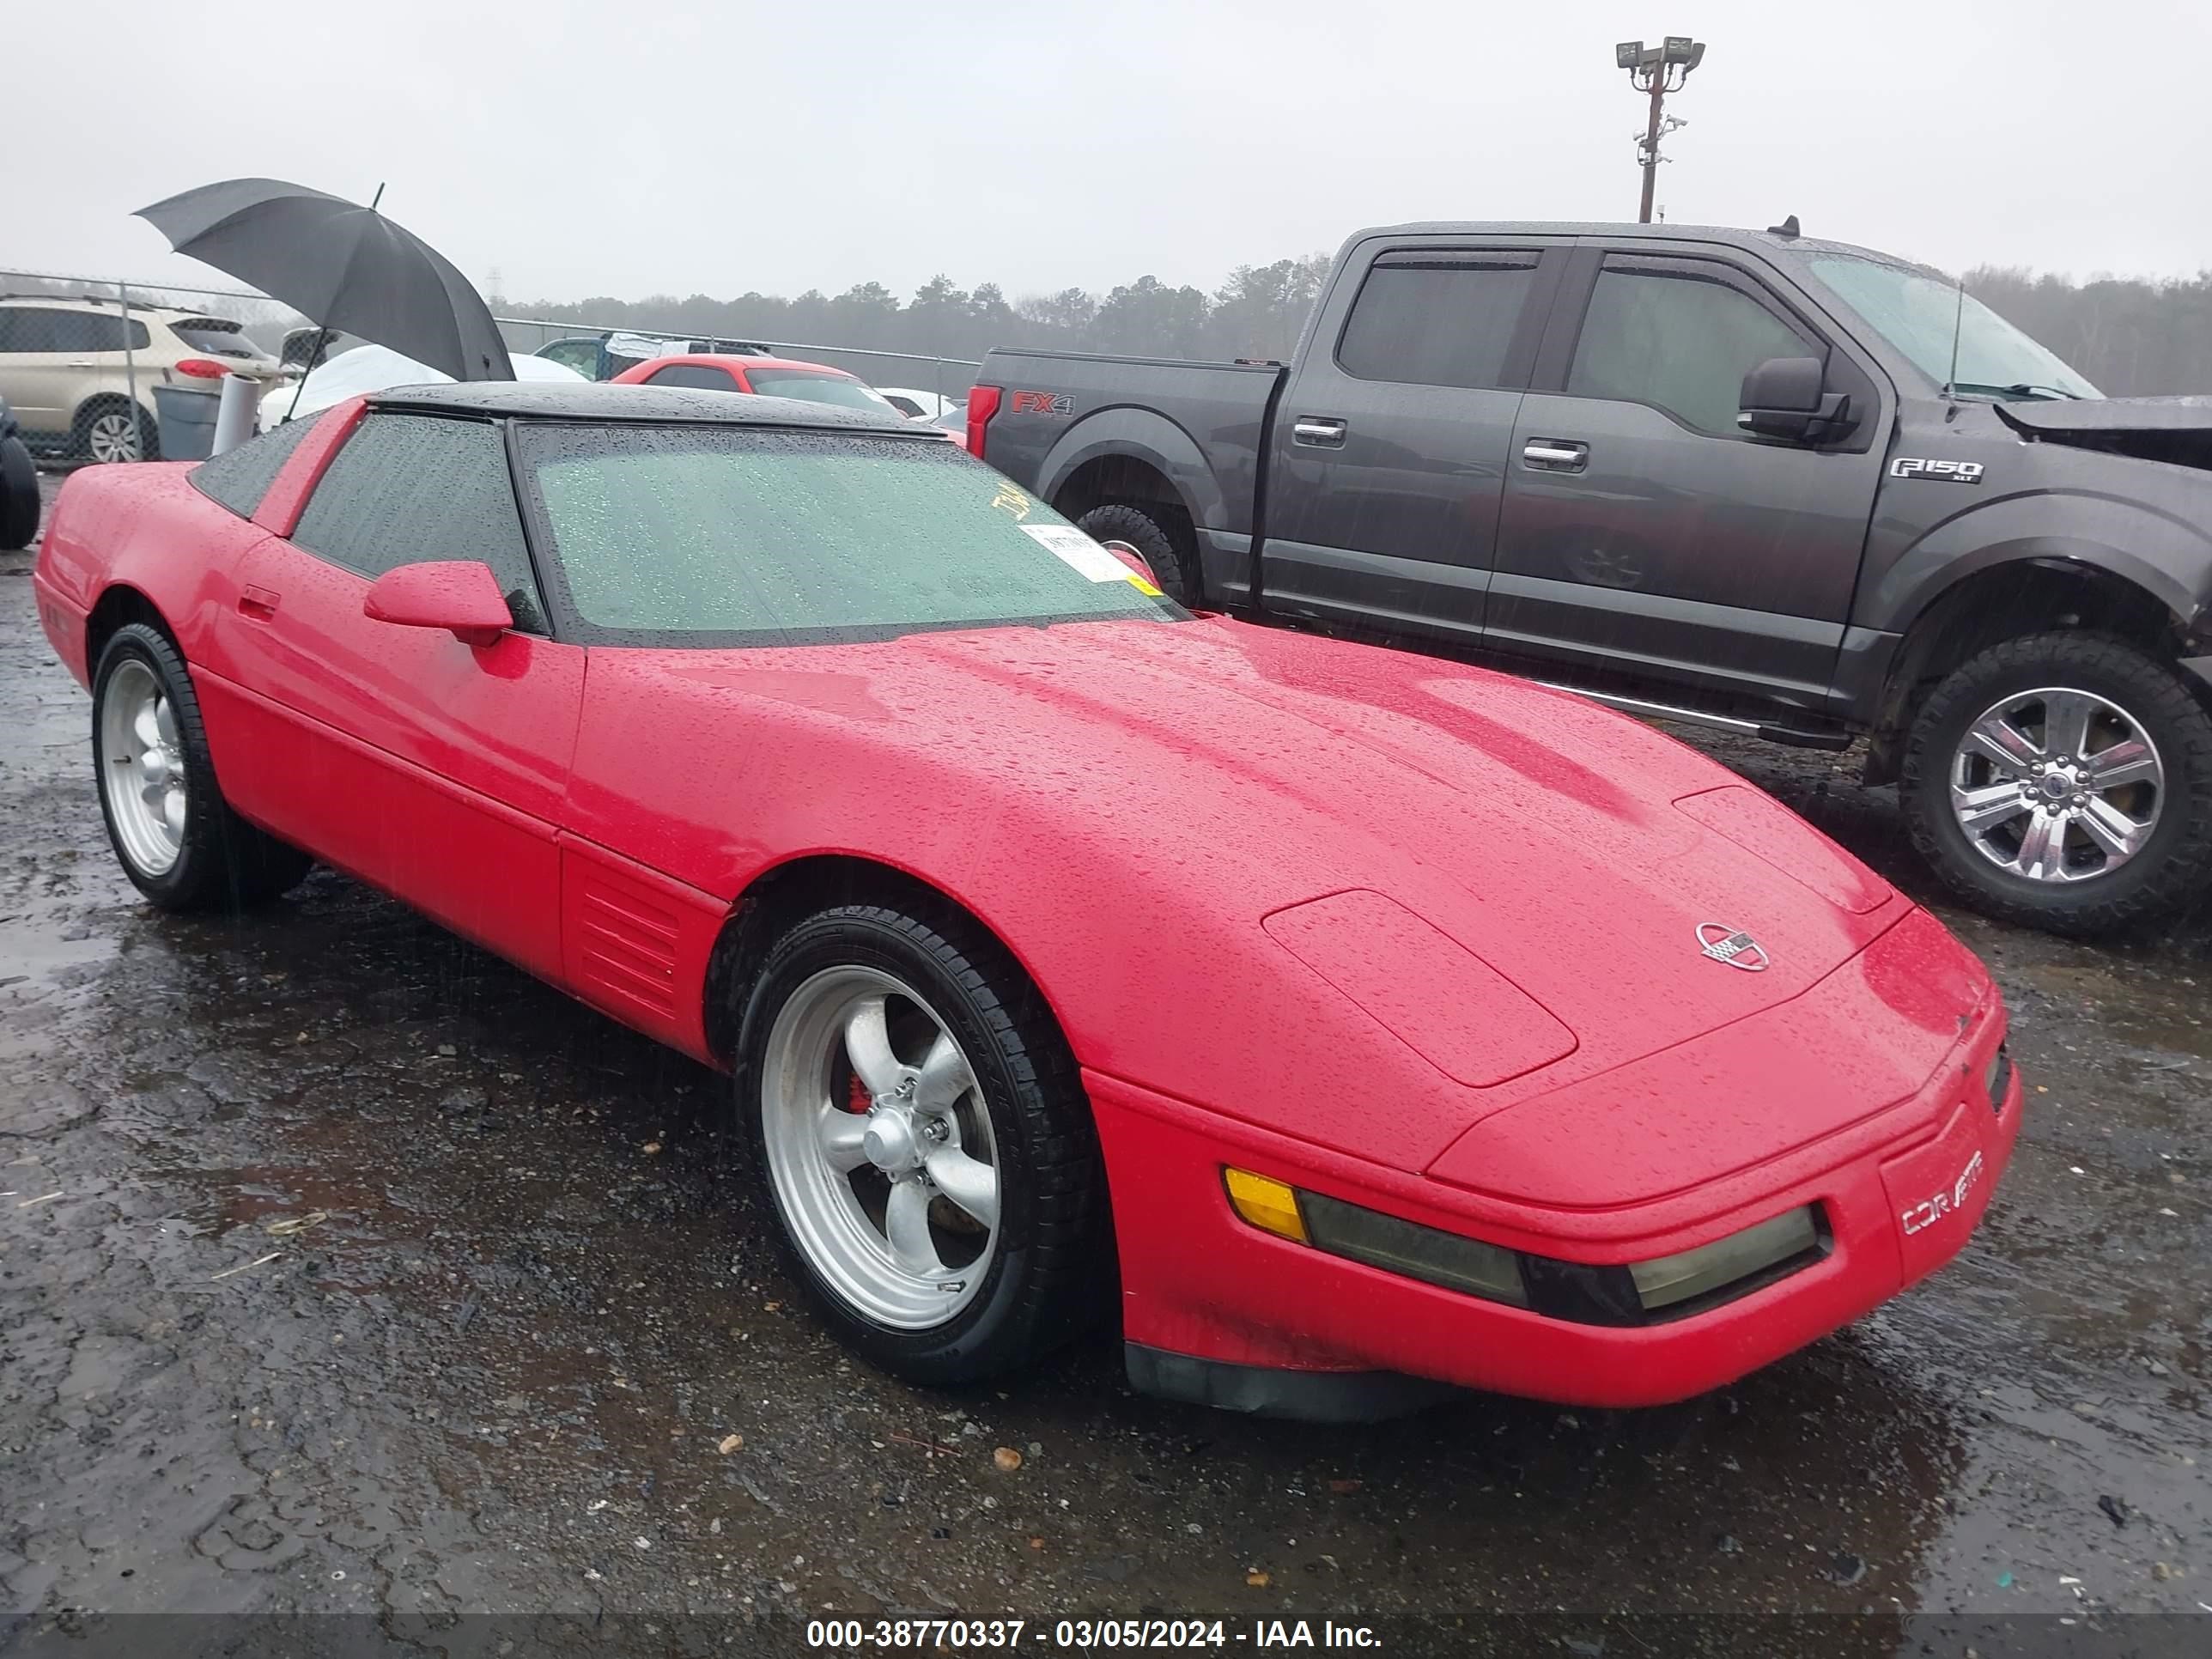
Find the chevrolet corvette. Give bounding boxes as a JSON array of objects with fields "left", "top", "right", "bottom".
[{"left": 32, "top": 383, "right": 2021, "bottom": 1417}]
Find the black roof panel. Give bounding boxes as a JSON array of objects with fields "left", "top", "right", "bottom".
[{"left": 365, "top": 380, "right": 918, "bottom": 433}]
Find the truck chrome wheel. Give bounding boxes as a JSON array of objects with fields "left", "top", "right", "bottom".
[
  {"left": 1949, "top": 685, "right": 2163, "bottom": 884},
  {"left": 759, "top": 965, "right": 1000, "bottom": 1330},
  {"left": 99, "top": 658, "right": 186, "bottom": 877}
]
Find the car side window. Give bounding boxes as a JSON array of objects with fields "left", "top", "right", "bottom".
[
  {"left": 1, "top": 308, "right": 76, "bottom": 352},
  {"left": 1567, "top": 258, "right": 1813, "bottom": 436},
  {"left": 538, "top": 340, "right": 604, "bottom": 379},
  {"left": 1335, "top": 255, "right": 1540, "bottom": 391},
  {"left": 189, "top": 410, "right": 325, "bottom": 519},
  {"left": 645, "top": 363, "right": 738, "bottom": 391},
  {"left": 290, "top": 413, "right": 549, "bottom": 634}
]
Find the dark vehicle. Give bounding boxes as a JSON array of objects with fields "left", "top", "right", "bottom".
[
  {"left": 1, "top": 392, "right": 40, "bottom": 550},
  {"left": 973, "top": 221, "right": 2212, "bottom": 936}
]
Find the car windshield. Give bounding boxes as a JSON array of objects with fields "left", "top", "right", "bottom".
[
  {"left": 743, "top": 370, "right": 900, "bottom": 412},
  {"left": 1804, "top": 254, "right": 2100, "bottom": 400},
  {"left": 170, "top": 319, "right": 261, "bottom": 360},
  {"left": 518, "top": 424, "right": 1187, "bottom": 646}
]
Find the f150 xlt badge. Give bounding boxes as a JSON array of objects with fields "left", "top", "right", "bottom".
[
  {"left": 1890, "top": 457, "right": 1984, "bottom": 484},
  {"left": 1010, "top": 391, "right": 1073, "bottom": 416}
]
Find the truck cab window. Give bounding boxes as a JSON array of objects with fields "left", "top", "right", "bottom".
[
  {"left": 1567, "top": 264, "right": 1808, "bottom": 436},
  {"left": 1336, "top": 259, "right": 1539, "bottom": 391}
]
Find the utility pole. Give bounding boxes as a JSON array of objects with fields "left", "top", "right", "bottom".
[{"left": 1615, "top": 36, "right": 1706, "bottom": 223}]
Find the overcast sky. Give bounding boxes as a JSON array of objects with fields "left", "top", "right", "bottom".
[{"left": 9, "top": 0, "right": 2207, "bottom": 307}]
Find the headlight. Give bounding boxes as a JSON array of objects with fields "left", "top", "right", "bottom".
[
  {"left": 1301, "top": 1190, "right": 1528, "bottom": 1307},
  {"left": 1225, "top": 1169, "right": 1825, "bottom": 1326},
  {"left": 1626, "top": 1206, "right": 1820, "bottom": 1312}
]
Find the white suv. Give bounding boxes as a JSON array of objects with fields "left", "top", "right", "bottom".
[{"left": 0, "top": 295, "right": 280, "bottom": 462}]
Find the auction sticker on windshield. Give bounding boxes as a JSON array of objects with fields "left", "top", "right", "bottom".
[{"left": 1024, "top": 524, "right": 1145, "bottom": 583}]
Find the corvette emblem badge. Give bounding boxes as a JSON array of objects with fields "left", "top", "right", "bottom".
[{"left": 1697, "top": 923, "right": 1770, "bottom": 972}]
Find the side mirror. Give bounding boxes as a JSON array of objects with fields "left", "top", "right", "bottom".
[
  {"left": 363, "top": 560, "right": 513, "bottom": 648},
  {"left": 1738, "top": 356, "right": 1856, "bottom": 444}
]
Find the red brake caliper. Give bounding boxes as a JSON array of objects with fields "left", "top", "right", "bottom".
[{"left": 845, "top": 1070, "right": 872, "bottom": 1114}]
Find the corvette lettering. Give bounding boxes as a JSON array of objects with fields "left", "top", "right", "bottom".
[
  {"left": 1900, "top": 1148, "right": 1985, "bottom": 1235},
  {"left": 1889, "top": 457, "right": 1984, "bottom": 484}
]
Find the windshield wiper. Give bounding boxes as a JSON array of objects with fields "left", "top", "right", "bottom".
[{"left": 1948, "top": 380, "right": 2084, "bottom": 402}]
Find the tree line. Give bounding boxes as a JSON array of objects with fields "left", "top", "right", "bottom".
[
  {"left": 500, "top": 259, "right": 2212, "bottom": 398},
  {"left": 495, "top": 257, "right": 1335, "bottom": 371}
]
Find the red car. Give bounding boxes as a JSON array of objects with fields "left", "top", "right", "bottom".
[
  {"left": 32, "top": 383, "right": 2021, "bottom": 1417},
  {"left": 610, "top": 351, "right": 911, "bottom": 416}
]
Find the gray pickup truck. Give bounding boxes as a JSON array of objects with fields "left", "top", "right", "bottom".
[{"left": 973, "top": 220, "right": 2212, "bottom": 936}]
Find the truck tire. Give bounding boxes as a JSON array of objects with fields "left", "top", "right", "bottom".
[
  {"left": 1899, "top": 632, "right": 2212, "bottom": 936},
  {"left": 1075, "top": 503, "right": 1199, "bottom": 607}
]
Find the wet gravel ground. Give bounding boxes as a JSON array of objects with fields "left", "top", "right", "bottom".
[{"left": 3, "top": 470, "right": 2208, "bottom": 1655}]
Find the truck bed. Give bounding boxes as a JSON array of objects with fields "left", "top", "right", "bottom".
[{"left": 975, "top": 349, "right": 1285, "bottom": 591}]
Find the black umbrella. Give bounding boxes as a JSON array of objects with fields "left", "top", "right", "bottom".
[{"left": 136, "top": 179, "right": 514, "bottom": 382}]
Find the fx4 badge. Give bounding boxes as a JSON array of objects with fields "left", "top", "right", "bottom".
[
  {"left": 1900, "top": 1149, "right": 1984, "bottom": 1236},
  {"left": 1890, "top": 457, "right": 1984, "bottom": 484},
  {"left": 1010, "top": 390, "right": 1073, "bottom": 416}
]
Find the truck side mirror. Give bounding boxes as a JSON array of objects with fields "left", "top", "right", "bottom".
[{"left": 1739, "top": 356, "right": 1855, "bottom": 444}]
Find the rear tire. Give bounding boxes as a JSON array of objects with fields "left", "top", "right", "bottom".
[
  {"left": 91, "top": 623, "right": 312, "bottom": 912},
  {"left": 1899, "top": 631, "right": 2212, "bottom": 936},
  {"left": 1075, "top": 502, "right": 1200, "bottom": 608},
  {"left": 735, "top": 900, "right": 1109, "bottom": 1385},
  {"left": 75, "top": 397, "right": 157, "bottom": 465},
  {"left": 0, "top": 434, "right": 37, "bottom": 550}
]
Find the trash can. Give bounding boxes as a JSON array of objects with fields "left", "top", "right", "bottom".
[{"left": 152, "top": 385, "right": 219, "bottom": 462}]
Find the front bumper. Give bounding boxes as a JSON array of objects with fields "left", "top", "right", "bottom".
[{"left": 1091, "top": 994, "right": 2020, "bottom": 1415}]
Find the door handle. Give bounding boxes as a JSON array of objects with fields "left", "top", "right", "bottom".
[
  {"left": 66, "top": 359, "right": 96, "bottom": 368},
  {"left": 237, "top": 584, "right": 281, "bottom": 622},
  {"left": 1292, "top": 416, "right": 1347, "bottom": 447},
  {"left": 1522, "top": 438, "right": 1589, "bottom": 472}
]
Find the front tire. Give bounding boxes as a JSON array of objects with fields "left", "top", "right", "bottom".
[
  {"left": 1900, "top": 631, "right": 2212, "bottom": 935},
  {"left": 736, "top": 901, "right": 1109, "bottom": 1384},
  {"left": 1075, "top": 502, "right": 1199, "bottom": 608},
  {"left": 91, "top": 623, "right": 312, "bottom": 912}
]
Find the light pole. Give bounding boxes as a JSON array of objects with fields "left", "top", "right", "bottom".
[{"left": 1615, "top": 35, "right": 1705, "bottom": 223}]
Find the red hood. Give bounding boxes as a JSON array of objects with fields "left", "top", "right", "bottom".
[{"left": 577, "top": 616, "right": 1918, "bottom": 1172}]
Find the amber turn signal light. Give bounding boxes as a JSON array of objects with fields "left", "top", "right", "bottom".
[{"left": 1223, "top": 1168, "right": 1308, "bottom": 1243}]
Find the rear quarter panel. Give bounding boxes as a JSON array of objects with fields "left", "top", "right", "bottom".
[
  {"left": 977, "top": 349, "right": 1279, "bottom": 543},
  {"left": 33, "top": 463, "right": 271, "bottom": 688}
]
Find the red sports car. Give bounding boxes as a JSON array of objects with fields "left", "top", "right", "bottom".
[
  {"left": 609, "top": 350, "right": 913, "bottom": 418},
  {"left": 32, "top": 383, "right": 2022, "bottom": 1417}
]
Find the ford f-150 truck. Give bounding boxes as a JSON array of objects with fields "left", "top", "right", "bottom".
[{"left": 971, "top": 220, "right": 2212, "bottom": 937}]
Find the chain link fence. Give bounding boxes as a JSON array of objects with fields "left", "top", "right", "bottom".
[
  {"left": 0, "top": 268, "right": 981, "bottom": 468},
  {"left": 0, "top": 269, "right": 307, "bottom": 464}
]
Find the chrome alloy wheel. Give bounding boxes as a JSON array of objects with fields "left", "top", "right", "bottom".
[
  {"left": 100, "top": 659, "right": 186, "bottom": 876},
  {"left": 85, "top": 409, "right": 144, "bottom": 463},
  {"left": 760, "top": 965, "right": 1000, "bottom": 1328},
  {"left": 1949, "top": 685, "right": 2164, "bottom": 883}
]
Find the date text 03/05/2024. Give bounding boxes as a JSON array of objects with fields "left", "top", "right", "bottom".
[{"left": 804, "top": 1618, "right": 1382, "bottom": 1648}]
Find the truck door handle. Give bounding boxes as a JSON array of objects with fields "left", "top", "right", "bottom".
[
  {"left": 1292, "top": 416, "right": 1347, "bottom": 447},
  {"left": 237, "top": 585, "right": 281, "bottom": 622},
  {"left": 1522, "top": 438, "right": 1589, "bottom": 472}
]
